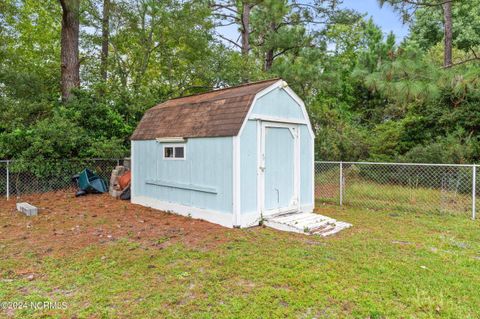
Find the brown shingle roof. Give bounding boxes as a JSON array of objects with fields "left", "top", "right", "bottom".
[{"left": 131, "top": 79, "right": 280, "bottom": 140}]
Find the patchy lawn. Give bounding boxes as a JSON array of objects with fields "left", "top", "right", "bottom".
[{"left": 0, "top": 193, "right": 479, "bottom": 318}]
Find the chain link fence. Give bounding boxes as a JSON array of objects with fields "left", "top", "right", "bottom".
[
  {"left": 1, "top": 159, "right": 478, "bottom": 219},
  {"left": 0, "top": 159, "right": 123, "bottom": 198},
  {"left": 315, "top": 161, "right": 477, "bottom": 219}
]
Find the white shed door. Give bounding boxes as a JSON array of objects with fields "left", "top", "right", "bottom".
[{"left": 259, "top": 122, "right": 300, "bottom": 217}]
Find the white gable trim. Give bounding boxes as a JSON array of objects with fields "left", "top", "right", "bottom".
[
  {"left": 232, "top": 80, "right": 315, "bottom": 228},
  {"left": 237, "top": 80, "right": 315, "bottom": 139},
  {"left": 237, "top": 80, "right": 283, "bottom": 137},
  {"left": 282, "top": 85, "right": 315, "bottom": 140}
]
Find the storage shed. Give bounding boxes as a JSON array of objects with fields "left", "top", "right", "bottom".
[{"left": 130, "top": 79, "right": 314, "bottom": 228}]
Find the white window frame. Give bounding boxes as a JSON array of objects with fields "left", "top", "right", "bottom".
[{"left": 162, "top": 144, "right": 186, "bottom": 160}]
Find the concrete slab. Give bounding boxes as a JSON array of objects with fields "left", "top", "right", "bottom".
[
  {"left": 16, "top": 202, "right": 38, "bottom": 216},
  {"left": 264, "top": 212, "right": 351, "bottom": 237}
]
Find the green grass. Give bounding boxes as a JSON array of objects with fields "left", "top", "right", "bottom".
[
  {"left": 1, "top": 207, "right": 480, "bottom": 318},
  {"left": 316, "top": 177, "right": 474, "bottom": 217},
  {"left": 345, "top": 180, "right": 472, "bottom": 215}
]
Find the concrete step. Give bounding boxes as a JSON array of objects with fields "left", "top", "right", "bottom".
[
  {"left": 264, "top": 211, "right": 351, "bottom": 237},
  {"left": 273, "top": 212, "right": 313, "bottom": 223}
]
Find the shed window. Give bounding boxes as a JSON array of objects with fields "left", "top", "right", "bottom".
[
  {"left": 163, "top": 145, "right": 185, "bottom": 159},
  {"left": 174, "top": 147, "right": 184, "bottom": 158}
]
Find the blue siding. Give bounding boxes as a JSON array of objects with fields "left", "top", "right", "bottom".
[
  {"left": 240, "top": 121, "right": 258, "bottom": 214},
  {"left": 300, "top": 125, "right": 313, "bottom": 206},
  {"left": 132, "top": 137, "right": 233, "bottom": 214},
  {"left": 132, "top": 85, "right": 313, "bottom": 223},
  {"left": 239, "top": 86, "right": 314, "bottom": 215},
  {"left": 252, "top": 87, "right": 305, "bottom": 120}
]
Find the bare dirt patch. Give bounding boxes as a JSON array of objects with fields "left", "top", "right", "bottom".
[{"left": 0, "top": 192, "right": 233, "bottom": 257}]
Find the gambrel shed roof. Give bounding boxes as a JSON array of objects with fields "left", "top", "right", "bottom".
[{"left": 131, "top": 79, "right": 280, "bottom": 140}]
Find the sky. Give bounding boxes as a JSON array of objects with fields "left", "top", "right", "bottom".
[
  {"left": 217, "top": 0, "right": 410, "bottom": 46},
  {"left": 340, "top": 0, "right": 409, "bottom": 40}
]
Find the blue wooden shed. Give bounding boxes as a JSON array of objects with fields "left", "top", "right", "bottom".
[{"left": 130, "top": 79, "right": 314, "bottom": 228}]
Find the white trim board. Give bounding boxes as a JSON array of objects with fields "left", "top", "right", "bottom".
[
  {"left": 237, "top": 80, "right": 315, "bottom": 140},
  {"left": 131, "top": 195, "right": 234, "bottom": 228},
  {"left": 255, "top": 119, "right": 262, "bottom": 223},
  {"left": 239, "top": 211, "right": 262, "bottom": 228},
  {"left": 130, "top": 141, "right": 136, "bottom": 198},
  {"left": 310, "top": 126, "right": 315, "bottom": 209},
  {"left": 155, "top": 137, "right": 186, "bottom": 143},
  {"left": 301, "top": 204, "right": 314, "bottom": 214},
  {"left": 249, "top": 114, "right": 307, "bottom": 125},
  {"left": 232, "top": 136, "right": 241, "bottom": 227},
  {"left": 145, "top": 180, "right": 217, "bottom": 194}
]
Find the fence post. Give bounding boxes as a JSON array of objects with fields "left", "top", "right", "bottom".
[
  {"left": 472, "top": 164, "right": 476, "bottom": 220},
  {"left": 339, "top": 161, "right": 343, "bottom": 206},
  {"left": 6, "top": 160, "right": 10, "bottom": 201}
]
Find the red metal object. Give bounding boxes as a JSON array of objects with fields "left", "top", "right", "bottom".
[{"left": 118, "top": 171, "right": 131, "bottom": 190}]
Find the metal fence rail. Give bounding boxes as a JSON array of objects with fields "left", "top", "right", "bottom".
[
  {"left": 315, "top": 161, "right": 477, "bottom": 219},
  {"left": 0, "top": 159, "right": 122, "bottom": 199}
]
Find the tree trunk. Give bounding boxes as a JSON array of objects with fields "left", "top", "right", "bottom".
[
  {"left": 443, "top": 0, "right": 453, "bottom": 67},
  {"left": 60, "top": 0, "right": 80, "bottom": 102},
  {"left": 264, "top": 49, "right": 274, "bottom": 71},
  {"left": 100, "top": 0, "right": 110, "bottom": 81},
  {"left": 264, "top": 22, "right": 276, "bottom": 71},
  {"left": 240, "top": 2, "right": 251, "bottom": 57}
]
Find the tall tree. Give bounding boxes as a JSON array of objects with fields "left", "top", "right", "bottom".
[
  {"left": 442, "top": 0, "right": 452, "bottom": 66},
  {"left": 105, "top": 0, "right": 215, "bottom": 93},
  {"left": 252, "top": 0, "right": 353, "bottom": 71},
  {"left": 251, "top": 0, "right": 294, "bottom": 71},
  {"left": 240, "top": 1, "right": 252, "bottom": 57},
  {"left": 213, "top": 0, "right": 358, "bottom": 73},
  {"left": 59, "top": 0, "right": 81, "bottom": 101},
  {"left": 211, "top": 0, "right": 257, "bottom": 58},
  {"left": 379, "top": 0, "right": 454, "bottom": 67},
  {"left": 409, "top": 0, "right": 480, "bottom": 51},
  {"left": 101, "top": 0, "right": 110, "bottom": 81}
]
